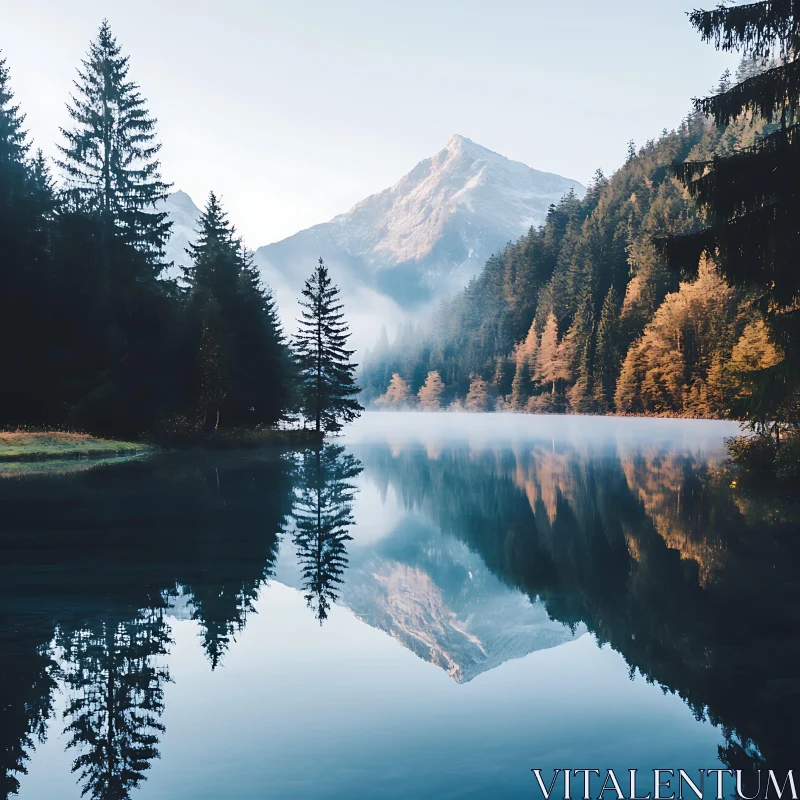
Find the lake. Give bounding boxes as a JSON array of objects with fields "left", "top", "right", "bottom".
[{"left": 3, "top": 412, "right": 799, "bottom": 799}]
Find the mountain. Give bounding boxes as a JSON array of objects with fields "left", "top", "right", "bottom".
[
  {"left": 275, "top": 513, "right": 582, "bottom": 683},
  {"left": 254, "top": 135, "right": 584, "bottom": 308},
  {"left": 157, "top": 189, "right": 202, "bottom": 279},
  {"left": 156, "top": 138, "right": 584, "bottom": 348}
]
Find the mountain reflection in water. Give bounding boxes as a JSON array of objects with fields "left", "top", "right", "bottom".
[{"left": 1, "top": 413, "right": 798, "bottom": 799}]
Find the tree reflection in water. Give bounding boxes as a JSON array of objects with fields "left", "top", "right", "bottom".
[
  {"left": 0, "top": 433, "right": 798, "bottom": 796},
  {"left": 360, "top": 437, "right": 800, "bottom": 774},
  {"left": 291, "top": 445, "right": 362, "bottom": 623}
]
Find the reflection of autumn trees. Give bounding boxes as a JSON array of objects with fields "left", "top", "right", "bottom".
[{"left": 363, "top": 437, "right": 800, "bottom": 771}]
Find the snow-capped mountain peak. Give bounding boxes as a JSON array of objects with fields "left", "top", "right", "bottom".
[{"left": 255, "top": 135, "right": 584, "bottom": 307}]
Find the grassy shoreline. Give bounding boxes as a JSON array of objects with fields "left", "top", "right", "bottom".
[
  {"left": 0, "top": 428, "right": 324, "bottom": 462},
  {"left": 0, "top": 432, "right": 149, "bottom": 461}
]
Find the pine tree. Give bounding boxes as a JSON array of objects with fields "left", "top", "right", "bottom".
[
  {"left": 0, "top": 52, "right": 28, "bottom": 168},
  {"left": 0, "top": 54, "right": 57, "bottom": 426},
  {"left": 294, "top": 258, "right": 363, "bottom": 433},
  {"left": 662, "top": 1, "right": 800, "bottom": 435},
  {"left": 417, "top": 371, "right": 445, "bottom": 410},
  {"left": 57, "top": 20, "right": 171, "bottom": 269},
  {"left": 377, "top": 373, "right": 414, "bottom": 408},
  {"left": 465, "top": 374, "right": 491, "bottom": 411},
  {"left": 535, "top": 312, "right": 562, "bottom": 395},
  {"left": 184, "top": 193, "right": 287, "bottom": 431},
  {"left": 45, "top": 23, "right": 181, "bottom": 436},
  {"left": 510, "top": 358, "right": 531, "bottom": 411},
  {"left": 292, "top": 445, "right": 362, "bottom": 623},
  {"left": 593, "top": 287, "right": 622, "bottom": 412}
]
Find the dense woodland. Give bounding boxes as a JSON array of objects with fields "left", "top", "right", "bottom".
[
  {"left": 363, "top": 2, "right": 800, "bottom": 478},
  {"left": 363, "top": 64, "right": 779, "bottom": 419},
  {"left": 0, "top": 22, "right": 360, "bottom": 440}
]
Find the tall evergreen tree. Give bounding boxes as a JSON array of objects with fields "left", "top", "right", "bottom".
[
  {"left": 593, "top": 287, "right": 622, "bottom": 412},
  {"left": 0, "top": 53, "right": 27, "bottom": 167},
  {"left": 58, "top": 609, "right": 172, "bottom": 800},
  {"left": 294, "top": 259, "right": 363, "bottom": 433},
  {"left": 57, "top": 20, "right": 171, "bottom": 268},
  {"left": 48, "top": 22, "right": 180, "bottom": 435},
  {"left": 662, "top": 1, "right": 800, "bottom": 438},
  {"left": 510, "top": 358, "right": 531, "bottom": 410},
  {"left": 183, "top": 193, "right": 287, "bottom": 432},
  {"left": 292, "top": 445, "right": 362, "bottom": 622},
  {"left": 0, "top": 54, "right": 56, "bottom": 426}
]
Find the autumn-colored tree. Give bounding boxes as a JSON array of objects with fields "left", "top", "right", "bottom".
[
  {"left": 465, "top": 374, "right": 491, "bottom": 412},
  {"left": 613, "top": 258, "right": 737, "bottom": 417},
  {"left": 730, "top": 319, "right": 783, "bottom": 375},
  {"left": 376, "top": 373, "right": 414, "bottom": 408},
  {"left": 535, "top": 312, "right": 563, "bottom": 395},
  {"left": 417, "top": 371, "right": 445, "bottom": 410}
]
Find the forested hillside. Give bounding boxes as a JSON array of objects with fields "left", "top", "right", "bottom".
[{"left": 361, "top": 61, "right": 780, "bottom": 421}]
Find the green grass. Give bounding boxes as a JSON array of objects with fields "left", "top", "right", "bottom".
[
  {"left": 0, "top": 454, "right": 149, "bottom": 478},
  {"left": 0, "top": 431, "right": 150, "bottom": 461}
]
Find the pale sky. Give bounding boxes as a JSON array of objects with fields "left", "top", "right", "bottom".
[{"left": 3, "top": 0, "right": 738, "bottom": 247}]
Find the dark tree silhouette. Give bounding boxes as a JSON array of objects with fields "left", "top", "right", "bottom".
[
  {"left": 292, "top": 445, "right": 362, "bottom": 622},
  {"left": 0, "top": 630, "right": 57, "bottom": 797},
  {"left": 0, "top": 53, "right": 57, "bottom": 426},
  {"left": 57, "top": 19, "right": 171, "bottom": 266},
  {"left": 662, "top": 1, "right": 800, "bottom": 440},
  {"left": 293, "top": 258, "right": 363, "bottom": 433},
  {"left": 183, "top": 192, "right": 288, "bottom": 432},
  {"left": 58, "top": 608, "right": 172, "bottom": 800}
]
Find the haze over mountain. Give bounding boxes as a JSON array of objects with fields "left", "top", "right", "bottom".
[
  {"left": 158, "top": 136, "right": 584, "bottom": 347},
  {"left": 254, "top": 135, "right": 584, "bottom": 308}
]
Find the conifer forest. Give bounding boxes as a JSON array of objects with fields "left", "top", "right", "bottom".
[
  {"left": 0, "top": 22, "right": 361, "bottom": 441},
  {"left": 3, "top": 3, "right": 800, "bottom": 799},
  {"left": 360, "top": 3, "right": 800, "bottom": 480}
]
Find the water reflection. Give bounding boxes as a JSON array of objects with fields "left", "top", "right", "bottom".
[
  {"left": 58, "top": 608, "right": 171, "bottom": 799},
  {"left": 1, "top": 418, "right": 798, "bottom": 797},
  {"left": 0, "top": 448, "right": 298, "bottom": 797},
  {"left": 292, "top": 445, "right": 362, "bottom": 622},
  {"left": 350, "top": 430, "right": 800, "bottom": 774}
]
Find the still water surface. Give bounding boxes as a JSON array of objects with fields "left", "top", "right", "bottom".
[{"left": 3, "top": 412, "right": 798, "bottom": 799}]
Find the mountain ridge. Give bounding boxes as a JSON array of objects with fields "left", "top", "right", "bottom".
[
  {"left": 254, "top": 134, "right": 584, "bottom": 307},
  {"left": 157, "top": 136, "right": 585, "bottom": 347}
]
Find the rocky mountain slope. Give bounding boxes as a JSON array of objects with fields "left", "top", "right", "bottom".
[{"left": 254, "top": 135, "right": 584, "bottom": 308}]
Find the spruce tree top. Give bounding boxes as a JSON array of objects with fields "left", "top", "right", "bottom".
[
  {"left": 662, "top": 1, "right": 800, "bottom": 308},
  {"left": 57, "top": 20, "right": 171, "bottom": 265},
  {"left": 294, "top": 258, "right": 363, "bottom": 432},
  {"left": 0, "top": 53, "right": 29, "bottom": 166},
  {"left": 185, "top": 191, "right": 240, "bottom": 294}
]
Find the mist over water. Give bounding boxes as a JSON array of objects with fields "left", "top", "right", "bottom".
[{"left": 4, "top": 412, "right": 796, "bottom": 799}]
